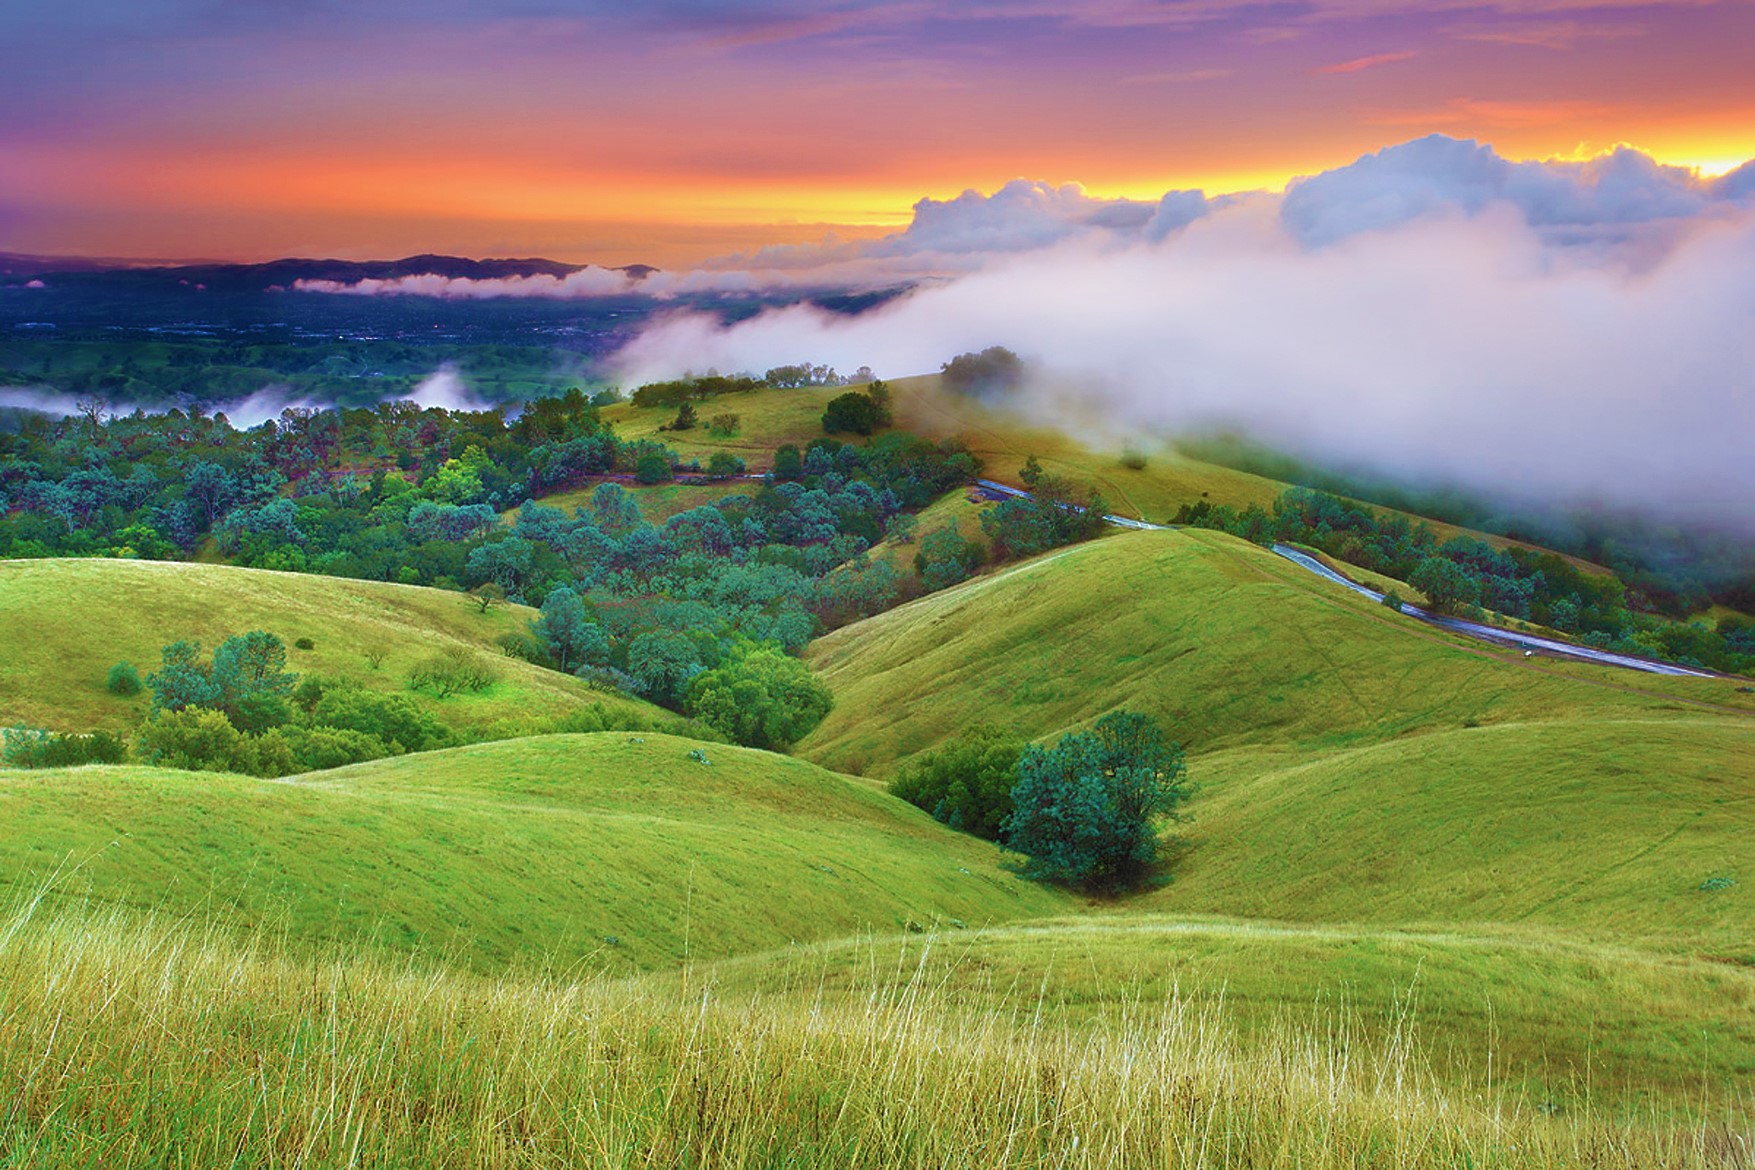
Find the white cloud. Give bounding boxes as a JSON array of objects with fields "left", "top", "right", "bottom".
[{"left": 610, "top": 193, "right": 1755, "bottom": 534}]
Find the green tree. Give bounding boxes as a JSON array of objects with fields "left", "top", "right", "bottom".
[
  {"left": 1004, "top": 711, "right": 1187, "bottom": 892},
  {"left": 914, "top": 523, "right": 984, "bottom": 592},
  {"left": 889, "top": 724, "right": 1024, "bottom": 840},
  {"left": 532, "top": 585, "right": 608, "bottom": 673},
  {"left": 772, "top": 444, "right": 804, "bottom": 481},
  {"left": 146, "top": 640, "right": 221, "bottom": 713},
  {"left": 1410, "top": 556, "right": 1482, "bottom": 615},
  {"left": 686, "top": 643, "right": 833, "bottom": 751},
  {"left": 822, "top": 390, "right": 890, "bottom": 436},
  {"left": 210, "top": 631, "right": 298, "bottom": 733}
]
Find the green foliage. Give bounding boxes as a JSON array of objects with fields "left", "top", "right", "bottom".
[
  {"left": 146, "top": 640, "right": 222, "bottom": 714},
  {"left": 686, "top": 643, "right": 834, "bottom": 751},
  {"left": 822, "top": 389, "right": 891, "bottom": 436},
  {"left": 1119, "top": 449, "right": 1148, "bottom": 471},
  {"left": 311, "top": 687, "right": 452, "bottom": 753},
  {"left": 635, "top": 449, "right": 675, "bottom": 485},
  {"left": 210, "top": 631, "right": 299, "bottom": 733},
  {"left": 979, "top": 471, "right": 1107, "bottom": 562},
  {"left": 1, "top": 726, "right": 129, "bottom": 768},
  {"left": 106, "top": 661, "right": 142, "bottom": 696},
  {"left": 772, "top": 444, "right": 804, "bottom": 480},
  {"left": 889, "top": 724, "right": 1024, "bottom": 841},
  {"left": 277, "top": 724, "right": 391, "bottom": 772},
  {"left": 914, "top": 524, "right": 985, "bottom": 592},
  {"left": 626, "top": 629, "right": 712, "bottom": 708},
  {"left": 705, "top": 451, "right": 746, "bottom": 480},
  {"left": 707, "top": 412, "right": 740, "bottom": 437},
  {"left": 293, "top": 637, "right": 316, "bottom": 650},
  {"left": 531, "top": 585, "right": 608, "bottom": 674},
  {"left": 408, "top": 647, "right": 501, "bottom": 697},
  {"left": 1382, "top": 589, "right": 1406, "bottom": 612},
  {"left": 132, "top": 708, "right": 291, "bottom": 777},
  {"left": 1004, "top": 711, "right": 1188, "bottom": 893},
  {"left": 1410, "top": 556, "right": 1483, "bottom": 616}
]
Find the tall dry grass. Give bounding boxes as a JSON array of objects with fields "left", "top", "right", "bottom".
[{"left": 1, "top": 901, "right": 1748, "bottom": 1169}]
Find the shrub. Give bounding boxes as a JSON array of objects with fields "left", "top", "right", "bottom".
[
  {"left": 685, "top": 643, "right": 833, "bottom": 751},
  {"left": 132, "top": 708, "right": 289, "bottom": 776},
  {"left": 889, "top": 724, "right": 1024, "bottom": 841},
  {"left": 106, "top": 661, "right": 142, "bottom": 696},
  {"left": 1382, "top": 589, "right": 1406, "bottom": 612},
  {"left": 635, "top": 450, "right": 674, "bottom": 485},
  {"left": 1, "top": 727, "right": 129, "bottom": 769},
  {"left": 1004, "top": 711, "right": 1188, "bottom": 893},
  {"left": 278, "top": 725, "right": 392, "bottom": 772},
  {"left": 914, "top": 524, "right": 984, "bottom": 592},
  {"left": 706, "top": 451, "right": 746, "bottom": 480},
  {"left": 293, "top": 637, "right": 316, "bottom": 651},
  {"left": 311, "top": 689, "right": 451, "bottom": 753},
  {"left": 1119, "top": 449, "right": 1148, "bottom": 471},
  {"left": 408, "top": 647, "right": 501, "bottom": 697},
  {"left": 941, "top": 347, "right": 1024, "bottom": 399},
  {"left": 707, "top": 413, "right": 740, "bottom": 437}
]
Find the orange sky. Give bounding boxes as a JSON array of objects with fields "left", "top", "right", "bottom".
[{"left": 3, "top": 2, "right": 1753, "bottom": 266}]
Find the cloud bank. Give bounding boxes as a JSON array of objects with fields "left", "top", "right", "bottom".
[{"left": 606, "top": 138, "right": 1755, "bottom": 534}]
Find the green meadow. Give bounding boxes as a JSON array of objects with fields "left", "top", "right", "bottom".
[{"left": 2, "top": 386, "right": 1752, "bottom": 1166}]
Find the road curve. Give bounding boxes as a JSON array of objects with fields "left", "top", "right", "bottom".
[{"left": 972, "top": 478, "right": 1716, "bottom": 679}]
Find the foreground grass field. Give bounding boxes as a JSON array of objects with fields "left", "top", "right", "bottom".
[
  {"left": 3, "top": 906, "right": 1748, "bottom": 1168},
  {"left": 0, "top": 558, "right": 676, "bottom": 737},
  {"left": 0, "top": 734, "right": 1064, "bottom": 971}
]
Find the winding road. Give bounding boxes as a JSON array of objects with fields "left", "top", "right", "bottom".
[{"left": 973, "top": 479, "right": 1718, "bottom": 679}]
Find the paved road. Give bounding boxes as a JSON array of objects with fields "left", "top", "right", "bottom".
[{"left": 972, "top": 479, "right": 1715, "bottom": 678}]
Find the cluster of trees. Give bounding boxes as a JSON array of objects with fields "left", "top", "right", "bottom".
[
  {"left": 940, "top": 347, "right": 1024, "bottom": 400},
  {"left": 891, "top": 712, "right": 1188, "bottom": 893},
  {"left": 1177, "top": 488, "right": 1754, "bottom": 674}
]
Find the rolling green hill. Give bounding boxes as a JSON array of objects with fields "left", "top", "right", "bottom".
[
  {"left": 799, "top": 527, "right": 1741, "bottom": 776},
  {"left": 0, "top": 733, "right": 1066, "bottom": 972},
  {"left": 0, "top": 557, "right": 677, "bottom": 737}
]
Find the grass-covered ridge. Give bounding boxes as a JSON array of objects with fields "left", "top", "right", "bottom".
[
  {"left": 800, "top": 527, "right": 1737, "bottom": 775},
  {"left": 0, "top": 733, "right": 1066, "bottom": 971},
  {"left": 0, "top": 557, "right": 674, "bottom": 736}
]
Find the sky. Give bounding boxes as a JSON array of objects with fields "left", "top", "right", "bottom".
[{"left": 3, "top": 0, "right": 1754, "bottom": 266}]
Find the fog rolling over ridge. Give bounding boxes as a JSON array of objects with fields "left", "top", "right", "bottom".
[{"left": 611, "top": 137, "right": 1755, "bottom": 537}]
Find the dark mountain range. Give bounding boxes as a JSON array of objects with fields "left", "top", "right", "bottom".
[{"left": 3, "top": 253, "right": 656, "bottom": 291}]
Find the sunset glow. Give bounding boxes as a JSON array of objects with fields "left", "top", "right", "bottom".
[{"left": 4, "top": 2, "right": 1753, "bottom": 265}]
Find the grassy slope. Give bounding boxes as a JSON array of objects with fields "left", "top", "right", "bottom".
[
  {"left": 516, "top": 480, "right": 753, "bottom": 525},
  {"left": 0, "top": 557, "right": 675, "bottom": 736},
  {"left": 799, "top": 529, "right": 1753, "bottom": 946},
  {"left": 801, "top": 528, "right": 1701, "bottom": 774},
  {"left": 701, "top": 917, "right": 1755, "bottom": 1111},
  {"left": 0, "top": 733, "right": 1066, "bottom": 972}
]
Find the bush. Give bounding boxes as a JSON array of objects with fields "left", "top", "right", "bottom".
[
  {"left": 106, "top": 661, "right": 142, "bottom": 696},
  {"left": 635, "top": 450, "right": 674, "bottom": 485},
  {"left": 408, "top": 647, "right": 501, "bottom": 697},
  {"left": 278, "top": 724, "right": 392, "bottom": 772},
  {"left": 1382, "top": 589, "right": 1406, "bottom": 612},
  {"left": 293, "top": 637, "right": 316, "bottom": 651},
  {"left": 311, "top": 688, "right": 451, "bottom": 753},
  {"left": 707, "top": 413, "right": 740, "bottom": 437},
  {"left": 1119, "top": 449, "right": 1148, "bottom": 471},
  {"left": 1004, "top": 711, "right": 1188, "bottom": 893},
  {"left": 686, "top": 643, "right": 833, "bottom": 751},
  {"left": 132, "top": 708, "right": 290, "bottom": 777},
  {"left": 889, "top": 724, "right": 1024, "bottom": 840},
  {"left": 706, "top": 451, "right": 746, "bottom": 480},
  {"left": 1, "top": 727, "right": 129, "bottom": 769}
]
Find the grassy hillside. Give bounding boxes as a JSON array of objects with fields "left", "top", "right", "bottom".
[
  {"left": 800, "top": 528, "right": 1724, "bottom": 775},
  {"left": 1160, "top": 716, "right": 1752, "bottom": 945},
  {"left": 0, "top": 733, "right": 1065, "bottom": 971},
  {"left": 702, "top": 915, "right": 1755, "bottom": 1112},
  {"left": 0, "top": 557, "right": 675, "bottom": 736}
]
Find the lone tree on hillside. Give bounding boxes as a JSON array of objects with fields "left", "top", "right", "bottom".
[
  {"left": 941, "top": 347, "right": 1024, "bottom": 400},
  {"left": 1004, "top": 710, "right": 1187, "bottom": 893}
]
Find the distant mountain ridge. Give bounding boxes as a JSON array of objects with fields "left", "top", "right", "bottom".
[{"left": 3, "top": 252, "right": 656, "bottom": 291}]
